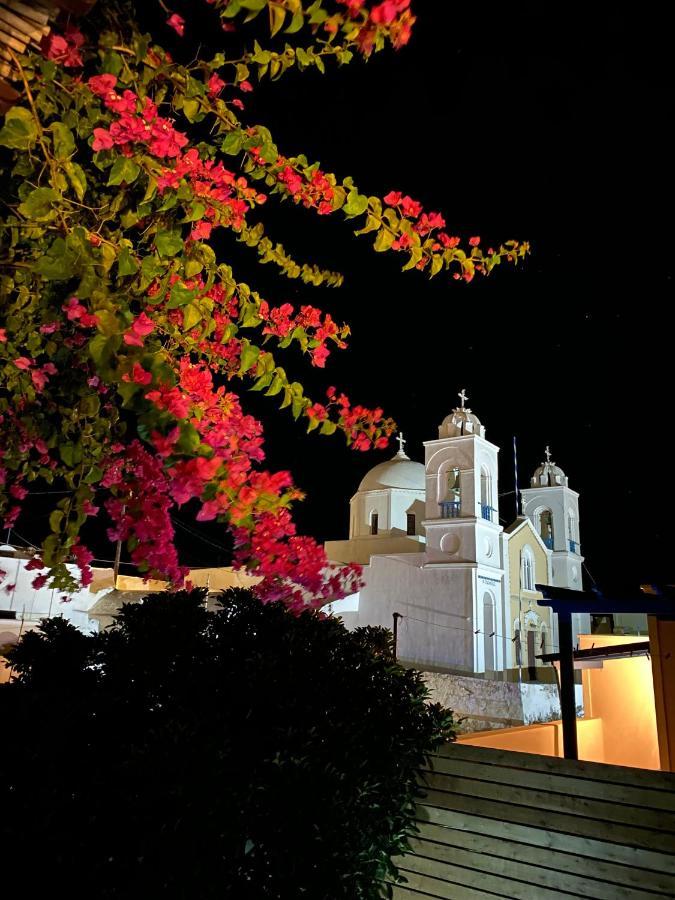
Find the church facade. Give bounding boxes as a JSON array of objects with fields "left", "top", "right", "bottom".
[{"left": 325, "top": 393, "right": 589, "bottom": 675}]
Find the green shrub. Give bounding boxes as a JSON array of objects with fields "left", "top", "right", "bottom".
[{"left": 2, "top": 589, "right": 454, "bottom": 898}]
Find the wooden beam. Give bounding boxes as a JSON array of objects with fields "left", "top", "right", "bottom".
[{"left": 557, "top": 610, "right": 578, "bottom": 760}]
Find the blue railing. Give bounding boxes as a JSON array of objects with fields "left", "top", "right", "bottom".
[
  {"left": 569, "top": 539, "right": 578, "bottom": 553},
  {"left": 439, "top": 500, "right": 460, "bottom": 519},
  {"left": 543, "top": 537, "right": 553, "bottom": 549},
  {"left": 481, "top": 504, "right": 497, "bottom": 522}
]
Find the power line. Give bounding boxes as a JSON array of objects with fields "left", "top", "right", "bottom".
[{"left": 400, "top": 612, "right": 561, "bottom": 653}]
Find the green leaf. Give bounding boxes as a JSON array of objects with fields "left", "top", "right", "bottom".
[
  {"left": 343, "top": 189, "right": 368, "bottom": 218},
  {"left": 239, "top": 341, "right": 261, "bottom": 374},
  {"left": 320, "top": 419, "right": 337, "bottom": 435},
  {"left": 155, "top": 230, "right": 184, "bottom": 257},
  {"left": 0, "top": 107, "right": 37, "bottom": 150},
  {"left": 65, "top": 162, "right": 87, "bottom": 201},
  {"left": 49, "top": 510, "right": 64, "bottom": 533},
  {"left": 269, "top": 4, "right": 286, "bottom": 36},
  {"left": 19, "top": 187, "right": 61, "bottom": 221},
  {"left": 184, "top": 258, "right": 203, "bottom": 278},
  {"left": 80, "top": 394, "right": 101, "bottom": 417},
  {"left": 118, "top": 247, "right": 139, "bottom": 276},
  {"left": 401, "top": 247, "right": 423, "bottom": 271},
  {"left": 250, "top": 373, "right": 273, "bottom": 391},
  {"left": 264, "top": 373, "right": 284, "bottom": 396},
  {"left": 183, "top": 98, "right": 201, "bottom": 123},
  {"left": 167, "top": 281, "right": 197, "bottom": 309},
  {"left": 49, "top": 122, "right": 76, "bottom": 158},
  {"left": 182, "top": 303, "right": 203, "bottom": 331},
  {"left": 296, "top": 47, "right": 311, "bottom": 66},
  {"left": 354, "top": 215, "right": 380, "bottom": 236},
  {"left": 34, "top": 238, "right": 77, "bottom": 279},
  {"left": 429, "top": 255, "right": 444, "bottom": 277},
  {"left": 108, "top": 156, "right": 140, "bottom": 186},
  {"left": 222, "top": 131, "right": 244, "bottom": 155},
  {"left": 59, "top": 442, "right": 82, "bottom": 467},
  {"left": 83, "top": 465, "right": 103, "bottom": 484},
  {"left": 373, "top": 228, "right": 394, "bottom": 252},
  {"left": 285, "top": 9, "right": 304, "bottom": 33}
]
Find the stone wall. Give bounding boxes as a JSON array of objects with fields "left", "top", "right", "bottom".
[{"left": 423, "top": 670, "right": 578, "bottom": 733}]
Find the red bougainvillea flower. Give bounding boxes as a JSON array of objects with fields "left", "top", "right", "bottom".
[
  {"left": 239, "top": 80, "right": 253, "bottom": 92},
  {"left": 207, "top": 73, "right": 225, "bottom": 96},
  {"left": 0, "top": 328, "right": 6, "bottom": 342},
  {"left": 123, "top": 312, "right": 155, "bottom": 347},
  {"left": 13, "top": 357, "right": 32, "bottom": 370},
  {"left": 40, "top": 25, "right": 85, "bottom": 68},
  {"left": 469, "top": 235, "right": 481, "bottom": 246},
  {"left": 167, "top": 13, "right": 185, "bottom": 36}
]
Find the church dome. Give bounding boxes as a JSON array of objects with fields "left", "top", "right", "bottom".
[
  {"left": 531, "top": 448, "right": 568, "bottom": 487},
  {"left": 358, "top": 450, "right": 425, "bottom": 492},
  {"left": 439, "top": 391, "right": 485, "bottom": 439}
]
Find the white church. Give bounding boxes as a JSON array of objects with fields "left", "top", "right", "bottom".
[{"left": 324, "top": 391, "right": 589, "bottom": 676}]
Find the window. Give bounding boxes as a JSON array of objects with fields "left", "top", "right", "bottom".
[
  {"left": 538, "top": 508, "right": 554, "bottom": 548},
  {"left": 370, "top": 512, "right": 379, "bottom": 535},
  {"left": 527, "top": 629, "right": 538, "bottom": 680},
  {"left": 521, "top": 546, "right": 535, "bottom": 591},
  {"left": 406, "top": 513, "right": 416, "bottom": 536}
]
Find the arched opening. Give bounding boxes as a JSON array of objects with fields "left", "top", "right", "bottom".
[
  {"left": 521, "top": 545, "right": 535, "bottom": 592},
  {"left": 480, "top": 466, "right": 492, "bottom": 521},
  {"left": 370, "top": 511, "right": 379, "bottom": 536},
  {"left": 439, "top": 467, "right": 461, "bottom": 518},
  {"left": 538, "top": 508, "right": 554, "bottom": 549},
  {"left": 483, "top": 594, "right": 495, "bottom": 671}
]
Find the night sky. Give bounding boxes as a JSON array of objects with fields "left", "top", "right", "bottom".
[{"left": 18, "top": 4, "right": 675, "bottom": 592}]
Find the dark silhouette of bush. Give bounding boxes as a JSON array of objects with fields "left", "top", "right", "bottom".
[{"left": 2, "top": 589, "right": 454, "bottom": 899}]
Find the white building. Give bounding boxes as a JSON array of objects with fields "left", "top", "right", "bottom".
[{"left": 325, "top": 392, "right": 590, "bottom": 675}]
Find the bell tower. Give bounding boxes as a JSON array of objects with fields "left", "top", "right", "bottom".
[
  {"left": 521, "top": 447, "right": 589, "bottom": 640},
  {"left": 423, "top": 391, "right": 506, "bottom": 672}
]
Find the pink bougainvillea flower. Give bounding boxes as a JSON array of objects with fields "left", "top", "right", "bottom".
[
  {"left": 239, "top": 80, "right": 253, "bottom": 92},
  {"left": 469, "top": 235, "right": 481, "bottom": 247},
  {"left": 88, "top": 74, "right": 117, "bottom": 97},
  {"left": 383, "top": 190, "right": 402, "bottom": 206},
  {"left": 14, "top": 357, "right": 32, "bottom": 370},
  {"left": 167, "top": 13, "right": 185, "bottom": 36},
  {"left": 41, "top": 25, "right": 85, "bottom": 68},
  {"left": 190, "top": 220, "right": 213, "bottom": 241},
  {"left": 123, "top": 312, "right": 155, "bottom": 347},
  {"left": 207, "top": 73, "right": 225, "bottom": 96},
  {"left": 0, "top": 328, "right": 6, "bottom": 342},
  {"left": 231, "top": 98, "right": 245, "bottom": 110},
  {"left": 92, "top": 128, "right": 114, "bottom": 151},
  {"left": 399, "top": 195, "right": 423, "bottom": 218},
  {"left": 391, "top": 233, "right": 412, "bottom": 250}
]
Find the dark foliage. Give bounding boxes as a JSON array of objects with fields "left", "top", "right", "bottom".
[{"left": 2, "top": 589, "right": 454, "bottom": 898}]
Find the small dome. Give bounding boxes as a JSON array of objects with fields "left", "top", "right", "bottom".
[
  {"left": 358, "top": 450, "right": 425, "bottom": 492},
  {"left": 439, "top": 407, "right": 485, "bottom": 439},
  {"left": 531, "top": 448, "right": 568, "bottom": 487}
]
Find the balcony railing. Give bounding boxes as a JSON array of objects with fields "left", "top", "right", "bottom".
[
  {"left": 439, "top": 500, "right": 460, "bottom": 519},
  {"left": 481, "top": 504, "right": 497, "bottom": 522}
]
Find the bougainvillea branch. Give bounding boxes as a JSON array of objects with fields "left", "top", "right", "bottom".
[{"left": 0, "top": 0, "right": 527, "bottom": 607}]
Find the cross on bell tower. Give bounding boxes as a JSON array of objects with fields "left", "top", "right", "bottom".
[
  {"left": 458, "top": 388, "right": 468, "bottom": 409},
  {"left": 545, "top": 445, "right": 552, "bottom": 463}
]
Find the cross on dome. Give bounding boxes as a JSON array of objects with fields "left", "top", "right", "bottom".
[
  {"left": 396, "top": 432, "right": 407, "bottom": 454},
  {"left": 545, "top": 445, "right": 552, "bottom": 463},
  {"left": 458, "top": 388, "right": 469, "bottom": 409}
]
